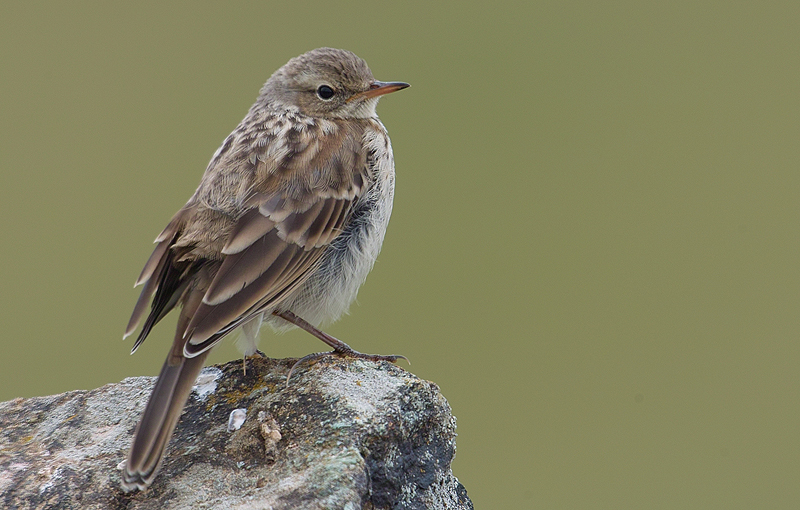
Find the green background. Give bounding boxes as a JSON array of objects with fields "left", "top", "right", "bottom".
[{"left": 2, "top": 2, "right": 799, "bottom": 508}]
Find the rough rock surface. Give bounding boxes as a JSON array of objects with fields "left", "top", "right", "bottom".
[{"left": 0, "top": 357, "right": 472, "bottom": 510}]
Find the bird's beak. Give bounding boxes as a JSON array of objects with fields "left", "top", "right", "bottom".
[{"left": 348, "top": 81, "right": 410, "bottom": 102}]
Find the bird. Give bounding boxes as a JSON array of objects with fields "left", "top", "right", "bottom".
[{"left": 120, "top": 47, "right": 409, "bottom": 491}]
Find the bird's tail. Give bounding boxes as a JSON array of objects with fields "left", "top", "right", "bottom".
[
  {"left": 121, "top": 350, "right": 209, "bottom": 491},
  {"left": 121, "top": 288, "right": 208, "bottom": 492}
]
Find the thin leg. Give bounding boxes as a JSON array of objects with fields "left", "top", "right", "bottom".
[
  {"left": 272, "top": 310, "right": 408, "bottom": 383},
  {"left": 242, "top": 350, "right": 269, "bottom": 376},
  {"left": 240, "top": 315, "right": 265, "bottom": 376}
]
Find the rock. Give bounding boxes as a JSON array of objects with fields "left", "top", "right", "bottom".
[{"left": 0, "top": 357, "right": 472, "bottom": 510}]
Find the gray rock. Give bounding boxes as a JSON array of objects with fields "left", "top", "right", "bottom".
[{"left": 0, "top": 358, "right": 472, "bottom": 509}]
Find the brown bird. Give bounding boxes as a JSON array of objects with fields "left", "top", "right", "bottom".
[{"left": 121, "top": 47, "right": 408, "bottom": 491}]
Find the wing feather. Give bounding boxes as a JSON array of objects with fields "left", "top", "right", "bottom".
[
  {"left": 277, "top": 200, "right": 327, "bottom": 244},
  {"left": 303, "top": 198, "right": 339, "bottom": 249},
  {"left": 221, "top": 208, "right": 276, "bottom": 255},
  {"left": 317, "top": 199, "right": 349, "bottom": 246},
  {"left": 124, "top": 246, "right": 169, "bottom": 340},
  {"left": 203, "top": 230, "right": 287, "bottom": 306},
  {"left": 134, "top": 238, "right": 171, "bottom": 287},
  {"left": 185, "top": 245, "right": 318, "bottom": 352}
]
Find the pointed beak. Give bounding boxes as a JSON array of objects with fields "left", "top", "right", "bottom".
[{"left": 348, "top": 80, "right": 410, "bottom": 102}]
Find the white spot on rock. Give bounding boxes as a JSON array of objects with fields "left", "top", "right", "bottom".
[
  {"left": 193, "top": 367, "right": 223, "bottom": 401},
  {"left": 227, "top": 408, "right": 247, "bottom": 432}
]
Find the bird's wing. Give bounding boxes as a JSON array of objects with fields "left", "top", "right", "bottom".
[
  {"left": 181, "top": 192, "right": 355, "bottom": 356},
  {"left": 124, "top": 118, "right": 372, "bottom": 357},
  {"left": 124, "top": 212, "right": 190, "bottom": 350}
]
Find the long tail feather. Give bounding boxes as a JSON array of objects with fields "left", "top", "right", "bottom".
[{"left": 121, "top": 288, "right": 207, "bottom": 491}]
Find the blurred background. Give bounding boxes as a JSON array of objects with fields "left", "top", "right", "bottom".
[{"left": 2, "top": 1, "right": 799, "bottom": 508}]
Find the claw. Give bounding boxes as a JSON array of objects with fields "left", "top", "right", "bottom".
[
  {"left": 284, "top": 350, "right": 410, "bottom": 387},
  {"left": 285, "top": 351, "right": 328, "bottom": 386}
]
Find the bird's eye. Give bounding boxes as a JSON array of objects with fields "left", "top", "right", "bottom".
[{"left": 316, "top": 85, "right": 335, "bottom": 100}]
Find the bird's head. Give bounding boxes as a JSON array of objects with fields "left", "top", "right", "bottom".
[{"left": 260, "top": 47, "right": 409, "bottom": 119}]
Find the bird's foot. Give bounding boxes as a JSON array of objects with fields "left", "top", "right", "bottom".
[
  {"left": 286, "top": 345, "right": 408, "bottom": 385},
  {"left": 272, "top": 309, "right": 407, "bottom": 385}
]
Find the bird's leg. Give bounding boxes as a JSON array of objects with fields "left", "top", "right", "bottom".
[
  {"left": 242, "top": 351, "right": 268, "bottom": 376},
  {"left": 272, "top": 310, "right": 408, "bottom": 384}
]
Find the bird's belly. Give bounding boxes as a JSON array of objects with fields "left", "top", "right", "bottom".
[{"left": 272, "top": 167, "right": 395, "bottom": 328}]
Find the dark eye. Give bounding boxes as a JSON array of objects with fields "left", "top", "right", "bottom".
[{"left": 316, "top": 85, "right": 335, "bottom": 100}]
